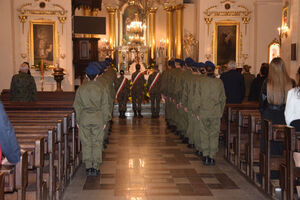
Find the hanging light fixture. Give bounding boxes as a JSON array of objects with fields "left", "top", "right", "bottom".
[{"left": 126, "top": 13, "right": 146, "bottom": 45}]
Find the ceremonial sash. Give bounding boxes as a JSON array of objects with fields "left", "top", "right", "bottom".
[
  {"left": 132, "top": 72, "right": 143, "bottom": 86},
  {"left": 149, "top": 72, "right": 161, "bottom": 93},
  {"left": 115, "top": 78, "right": 127, "bottom": 99}
]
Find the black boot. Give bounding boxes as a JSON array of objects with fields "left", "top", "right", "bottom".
[
  {"left": 119, "top": 111, "right": 122, "bottom": 118},
  {"left": 122, "top": 111, "right": 126, "bottom": 118},
  {"left": 134, "top": 110, "right": 137, "bottom": 117},
  {"left": 209, "top": 157, "right": 215, "bottom": 165},
  {"left": 202, "top": 156, "right": 210, "bottom": 166},
  {"left": 138, "top": 111, "right": 143, "bottom": 118}
]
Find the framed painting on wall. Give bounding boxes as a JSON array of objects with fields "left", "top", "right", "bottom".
[
  {"left": 30, "top": 20, "right": 57, "bottom": 66},
  {"left": 268, "top": 39, "right": 280, "bottom": 63},
  {"left": 282, "top": 5, "right": 289, "bottom": 28},
  {"left": 213, "top": 21, "right": 240, "bottom": 66}
]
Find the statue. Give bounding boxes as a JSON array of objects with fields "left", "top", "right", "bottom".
[{"left": 183, "top": 33, "right": 199, "bottom": 60}]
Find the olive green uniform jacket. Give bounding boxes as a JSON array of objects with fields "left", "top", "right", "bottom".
[
  {"left": 147, "top": 71, "right": 162, "bottom": 95},
  {"left": 10, "top": 72, "right": 37, "bottom": 102},
  {"left": 114, "top": 76, "right": 130, "bottom": 112}
]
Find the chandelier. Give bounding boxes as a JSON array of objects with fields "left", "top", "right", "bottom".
[{"left": 126, "top": 13, "right": 146, "bottom": 45}]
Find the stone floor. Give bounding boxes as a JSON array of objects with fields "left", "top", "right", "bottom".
[{"left": 63, "top": 115, "right": 268, "bottom": 200}]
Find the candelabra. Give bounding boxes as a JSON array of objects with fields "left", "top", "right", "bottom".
[{"left": 277, "top": 25, "right": 289, "bottom": 45}]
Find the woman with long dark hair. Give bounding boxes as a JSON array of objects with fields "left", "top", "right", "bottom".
[{"left": 285, "top": 67, "right": 300, "bottom": 131}]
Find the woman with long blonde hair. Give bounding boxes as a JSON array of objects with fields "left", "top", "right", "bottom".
[{"left": 260, "top": 57, "right": 295, "bottom": 157}]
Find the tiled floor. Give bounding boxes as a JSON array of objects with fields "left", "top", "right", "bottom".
[{"left": 63, "top": 116, "right": 267, "bottom": 200}]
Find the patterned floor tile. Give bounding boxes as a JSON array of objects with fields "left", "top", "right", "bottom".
[{"left": 64, "top": 116, "right": 267, "bottom": 200}]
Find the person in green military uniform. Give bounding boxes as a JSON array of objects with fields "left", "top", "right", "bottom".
[
  {"left": 165, "top": 60, "right": 177, "bottom": 130},
  {"left": 10, "top": 62, "right": 37, "bottom": 102},
  {"left": 147, "top": 65, "right": 162, "bottom": 118},
  {"left": 173, "top": 59, "right": 186, "bottom": 138},
  {"left": 131, "top": 64, "right": 145, "bottom": 118},
  {"left": 96, "top": 62, "right": 114, "bottom": 147},
  {"left": 190, "top": 62, "right": 205, "bottom": 156},
  {"left": 182, "top": 59, "right": 198, "bottom": 148},
  {"left": 73, "top": 62, "right": 111, "bottom": 176},
  {"left": 114, "top": 70, "right": 130, "bottom": 118},
  {"left": 196, "top": 61, "right": 226, "bottom": 165}
]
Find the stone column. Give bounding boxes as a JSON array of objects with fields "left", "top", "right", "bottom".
[
  {"left": 174, "top": 4, "right": 184, "bottom": 59},
  {"left": 148, "top": 8, "right": 158, "bottom": 60},
  {"left": 164, "top": 6, "right": 174, "bottom": 60}
]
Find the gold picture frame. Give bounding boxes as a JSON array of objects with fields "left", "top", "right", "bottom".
[
  {"left": 268, "top": 38, "right": 280, "bottom": 63},
  {"left": 30, "top": 20, "right": 58, "bottom": 66},
  {"left": 213, "top": 21, "right": 240, "bottom": 66}
]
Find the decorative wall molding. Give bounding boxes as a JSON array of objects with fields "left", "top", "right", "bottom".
[{"left": 18, "top": 2, "right": 67, "bottom": 16}]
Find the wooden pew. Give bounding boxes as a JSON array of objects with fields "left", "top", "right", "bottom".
[
  {"left": 0, "top": 90, "right": 75, "bottom": 102},
  {"left": 224, "top": 102, "right": 259, "bottom": 160},
  {"left": 9, "top": 113, "right": 76, "bottom": 184},
  {"left": 261, "top": 120, "right": 286, "bottom": 196},
  {"left": 1, "top": 151, "right": 28, "bottom": 200},
  {"left": 0, "top": 172, "right": 4, "bottom": 200},
  {"left": 245, "top": 113, "right": 261, "bottom": 181},
  {"left": 234, "top": 110, "right": 260, "bottom": 170},
  {"left": 7, "top": 111, "right": 76, "bottom": 200},
  {"left": 280, "top": 126, "right": 300, "bottom": 200},
  {"left": 12, "top": 121, "right": 63, "bottom": 200},
  {"left": 1, "top": 92, "right": 80, "bottom": 199}
]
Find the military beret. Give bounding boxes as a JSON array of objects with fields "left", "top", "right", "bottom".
[
  {"left": 192, "top": 61, "right": 198, "bottom": 68},
  {"left": 204, "top": 61, "right": 215, "bottom": 70},
  {"left": 197, "top": 62, "right": 205, "bottom": 68},
  {"left": 99, "top": 61, "right": 107, "bottom": 69},
  {"left": 185, "top": 57, "right": 194, "bottom": 67},
  {"left": 86, "top": 62, "right": 100, "bottom": 75},
  {"left": 175, "top": 59, "right": 185, "bottom": 66},
  {"left": 95, "top": 62, "right": 105, "bottom": 74},
  {"left": 105, "top": 57, "right": 112, "bottom": 66},
  {"left": 168, "top": 60, "right": 175, "bottom": 67}
]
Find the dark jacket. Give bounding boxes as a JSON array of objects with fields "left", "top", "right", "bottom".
[
  {"left": 10, "top": 72, "right": 37, "bottom": 102},
  {"left": 147, "top": 71, "right": 161, "bottom": 95},
  {"left": 0, "top": 101, "right": 21, "bottom": 163},
  {"left": 248, "top": 74, "right": 266, "bottom": 101},
  {"left": 243, "top": 72, "right": 255, "bottom": 97},
  {"left": 131, "top": 71, "right": 145, "bottom": 94},
  {"left": 220, "top": 69, "right": 245, "bottom": 104}
]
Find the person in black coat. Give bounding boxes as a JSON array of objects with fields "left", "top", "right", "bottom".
[
  {"left": 220, "top": 60, "right": 245, "bottom": 103},
  {"left": 248, "top": 63, "right": 269, "bottom": 101}
]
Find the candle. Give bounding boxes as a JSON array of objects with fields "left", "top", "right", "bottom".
[{"left": 40, "top": 59, "right": 44, "bottom": 79}]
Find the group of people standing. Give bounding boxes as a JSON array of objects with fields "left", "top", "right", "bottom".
[
  {"left": 73, "top": 59, "right": 116, "bottom": 176},
  {"left": 162, "top": 58, "right": 226, "bottom": 166},
  {"left": 114, "top": 64, "right": 162, "bottom": 118},
  {"left": 73, "top": 59, "right": 163, "bottom": 176}
]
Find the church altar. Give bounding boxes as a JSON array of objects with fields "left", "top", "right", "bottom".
[{"left": 117, "top": 45, "right": 148, "bottom": 74}]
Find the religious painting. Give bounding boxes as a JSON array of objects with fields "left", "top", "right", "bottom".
[
  {"left": 214, "top": 21, "right": 240, "bottom": 66},
  {"left": 268, "top": 39, "right": 280, "bottom": 63},
  {"left": 282, "top": 6, "right": 289, "bottom": 28},
  {"left": 30, "top": 20, "right": 57, "bottom": 66}
]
